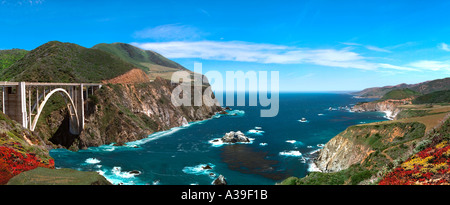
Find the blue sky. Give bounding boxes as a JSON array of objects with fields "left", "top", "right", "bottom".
[{"left": 1, "top": 0, "right": 450, "bottom": 91}]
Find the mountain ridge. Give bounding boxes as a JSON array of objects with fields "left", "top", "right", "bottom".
[
  {"left": 92, "top": 42, "right": 190, "bottom": 81},
  {"left": 353, "top": 77, "right": 450, "bottom": 98},
  {"left": 0, "top": 41, "right": 135, "bottom": 83}
]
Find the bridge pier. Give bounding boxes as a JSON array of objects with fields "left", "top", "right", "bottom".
[
  {"left": 1, "top": 82, "right": 28, "bottom": 128},
  {"left": 74, "top": 84, "right": 84, "bottom": 133}
]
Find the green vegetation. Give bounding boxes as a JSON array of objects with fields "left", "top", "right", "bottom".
[
  {"left": 413, "top": 90, "right": 450, "bottom": 104},
  {"left": 396, "top": 109, "right": 430, "bottom": 119},
  {"left": 282, "top": 121, "right": 427, "bottom": 185},
  {"left": 0, "top": 49, "right": 28, "bottom": 71},
  {"left": 92, "top": 42, "right": 187, "bottom": 72},
  {"left": 0, "top": 112, "right": 51, "bottom": 161},
  {"left": 354, "top": 77, "right": 450, "bottom": 98},
  {"left": 411, "top": 77, "right": 450, "bottom": 95},
  {"left": 281, "top": 164, "right": 376, "bottom": 185},
  {"left": 348, "top": 122, "right": 425, "bottom": 151},
  {"left": 380, "top": 88, "right": 421, "bottom": 100},
  {"left": 0, "top": 41, "right": 134, "bottom": 82},
  {"left": 7, "top": 167, "right": 111, "bottom": 185}
]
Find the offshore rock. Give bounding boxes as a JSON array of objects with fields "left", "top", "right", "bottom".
[
  {"left": 212, "top": 175, "right": 227, "bottom": 185},
  {"left": 221, "top": 131, "right": 250, "bottom": 143}
]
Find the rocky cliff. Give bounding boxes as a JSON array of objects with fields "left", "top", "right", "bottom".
[
  {"left": 39, "top": 76, "right": 222, "bottom": 150},
  {"left": 282, "top": 121, "right": 428, "bottom": 185},
  {"left": 351, "top": 99, "right": 409, "bottom": 120},
  {"left": 315, "top": 122, "right": 425, "bottom": 173}
]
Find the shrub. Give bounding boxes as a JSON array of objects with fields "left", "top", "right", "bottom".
[{"left": 0, "top": 146, "right": 54, "bottom": 184}]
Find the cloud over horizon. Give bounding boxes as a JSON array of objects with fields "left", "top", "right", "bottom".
[{"left": 132, "top": 40, "right": 449, "bottom": 73}]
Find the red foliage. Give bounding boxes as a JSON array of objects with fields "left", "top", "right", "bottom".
[
  {"left": 379, "top": 142, "right": 450, "bottom": 185},
  {"left": 0, "top": 146, "right": 54, "bottom": 184}
]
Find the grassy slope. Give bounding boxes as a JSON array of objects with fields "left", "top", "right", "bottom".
[
  {"left": 0, "top": 49, "right": 28, "bottom": 71},
  {"left": 413, "top": 89, "right": 450, "bottom": 104},
  {"left": 380, "top": 88, "right": 421, "bottom": 100},
  {"left": 92, "top": 42, "right": 187, "bottom": 72},
  {"left": 0, "top": 112, "right": 52, "bottom": 162},
  {"left": 0, "top": 41, "right": 134, "bottom": 83},
  {"left": 7, "top": 167, "right": 111, "bottom": 185}
]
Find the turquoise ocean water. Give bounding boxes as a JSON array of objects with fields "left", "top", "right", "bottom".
[{"left": 50, "top": 93, "right": 387, "bottom": 185}]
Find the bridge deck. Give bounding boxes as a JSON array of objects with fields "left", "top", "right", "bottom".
[{"left": 0, "top": 82, "right": 102, "bottom": 87}]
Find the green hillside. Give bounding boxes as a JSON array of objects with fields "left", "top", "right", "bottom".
[
  {"left": 92, "top": 43, "right": 188, "bottom": 73},
  {"left": 0, "top": 49, "right": 28, "bottom": 71},
  {"left": 0, "top": 41, "right": 134, "bottom": 83},
  {"left": 412, "top": 77, "right": 450, "bottom": 94},
  {"left": 354, "top": 78, "right": 450, "bottom": 98},
  {"left": 413, "top": 90, "right": 450, "bottom": 104},
  {"left": 381, "top": 88, "right": 421, "bottom": 100}
]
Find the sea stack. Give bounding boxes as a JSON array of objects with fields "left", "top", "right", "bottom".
[
  {"left": 221, "top": 131, "right": 250, "bottom": 143},
  {"left": 212, "top": 175, "right": 227, "bottom": 185}
]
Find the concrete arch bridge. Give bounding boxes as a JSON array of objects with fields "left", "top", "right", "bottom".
[{"left": 0, "top": 82, "right": 102, "bottom": 135}]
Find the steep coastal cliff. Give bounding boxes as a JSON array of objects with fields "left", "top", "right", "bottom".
[
  {"left": 282, "top": 105, "right": 450, "bottom": 185},
  {"left": 76, "top": 77, "right": 222, "bottom": 149},
  {"left": 351, "top": 99, "right": 408, "bottom": 120},
  {"left": 316, "top": 122, "right": 426, "bottom": 173}
]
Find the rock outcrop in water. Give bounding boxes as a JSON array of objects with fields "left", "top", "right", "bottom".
[
  {"left": 221, "top": 131, "right": 250, "bottom": 143},
  {"left": 212, "top": 175, "right": 227, "bottom": 185}
]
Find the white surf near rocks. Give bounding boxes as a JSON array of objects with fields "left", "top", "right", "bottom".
[{"left": 209, "top": 131, "right": 254, "bottom": 147}]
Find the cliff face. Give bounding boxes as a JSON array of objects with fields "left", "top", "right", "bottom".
[
  {"left": 351, "top": 99, "right": 410, "bottom": 119},
  {"left": 44, "top": 77, "right": 222, "bottom": 150},
  {"left": 315, "top": 132, "right": 372, "bottom": 173},
  {"left": 281, "top": 121, "right": 428, "bottom": 185},
  {"left": 315, "top": 122, "right": 425, "bottom": 173}
]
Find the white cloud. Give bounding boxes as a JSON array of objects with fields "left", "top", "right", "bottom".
[
  {"left": 340, "top": 42, "right": 391, "bottom": 53},
  {"left": 132, "top": 41, "right": 380, "bottom": 70},
  {"left": 377, "top": 63, "right": 418, "bottom": 71},
  {"left": 365, "top": 45, "right": 391, "bottom": 53},
  {"left": 133, "top": 24, "right": 205, "bottom": 41},
  {"left": 132, "top": 40, "right": 450, "bottom": 73},
  {"left": 408, "top": 60, "right": 450, "bottom": 71},
  {"left": 439, "top": 43, "right": 450, "bottom": 51}
]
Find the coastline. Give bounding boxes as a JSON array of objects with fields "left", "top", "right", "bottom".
[{"left": 50, "top": 109, "right": 250, "bottom": 185}]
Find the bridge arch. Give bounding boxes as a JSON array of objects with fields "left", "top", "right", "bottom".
[{"left": 30, "top": 88, "right": 80, "bottom": 134}]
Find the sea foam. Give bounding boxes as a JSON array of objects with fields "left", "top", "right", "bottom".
[
  {"left": 279, "top": 150, "right": 302, "bottom": 157},
  {"left": 182, "top": 163, "right": 216, "bottom": 179},
  {"left": 208, "top": 137, "right": 255, "bottom": 147},
  {"left": 98, "top": 166, "right": 145, "bottom": 185},
  {"left": 85, "top": 158, "right": 101, "bottom": 164},
  {"left": 247, "top": 129, "right": 264, "bottom": 135}
]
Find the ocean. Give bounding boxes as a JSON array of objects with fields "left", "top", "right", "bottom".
[{"left": 50, "top": 92, "right": 387, "bottom": 185}]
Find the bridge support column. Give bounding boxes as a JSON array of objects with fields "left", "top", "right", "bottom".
[
  {"left": 20, "top": 82, "right": 28, "bottom": 129},
  {"left": 1, "top": 86, "right": 5, "bottom": 114},
  {"left": 69, "top": 84, "right": 84, "bottom": 135},
  {"left": 3, "top": 83, "right": 27, "bottom": 128}
]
